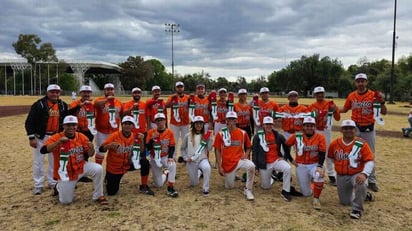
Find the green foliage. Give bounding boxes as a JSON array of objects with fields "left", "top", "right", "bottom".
[
  {"left": 12, "top": 34, "right": 57, "bottom": 64},
  {"left": 58, "top": 73, "right": 78, "bottom": 92}
]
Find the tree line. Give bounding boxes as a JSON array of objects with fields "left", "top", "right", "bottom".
[{"left": 4, "top": 33, "right": 412, "bottom": 101}]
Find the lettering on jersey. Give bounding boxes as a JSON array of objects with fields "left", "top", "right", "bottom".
[
  {"left": 161, "top": 139, "right": 171, "bottom": 153},
  {"left": 333, "top": 150, "right": 360, "bottom": 168},
  {"left": 237, "top": 110, "right": 251, "bottom": 120},
  {"left": 217, "top": 107, "right": 228, "bottom": 113},
  {"left": 49, "top": 109, "right": 59, "bottom": 117},
  {"left": 103, "top": 105, "right": 121, "bottom": 114},
  {"left": 230, "top": 140, "right": 241, "bottom": 147},
  {"left": 352, "top": 100, "right": 372, "bottom": 115},
  {"left": 303, "top": 145, "right": 319, "bottom": 157},
  {"left": 68, "top": 146, "right": 85, "bottom": 163},
  {"left": 116, "top": 145, "right": 133, "bottom": 154},
  {"left": 78, "top": 108, "right": 87, "bottom": 117}
]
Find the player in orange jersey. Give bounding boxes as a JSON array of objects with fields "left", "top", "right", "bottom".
[
  {"left": 255, "top": 87, "right": 280, "bottom": 128},
  {"left": 308, "top": 86, "right": 341, "bottom": 186},
  {"left": 234, "top": 89, "right": 253, "bottom": 139},
  {"left": 328, "top": 119, "right": 375, "bottom": 219},
  {"left": 340, "top": 73, "right": 387, "bottom": 192},
  {"left": 40, "top": 116, "right": 108, "bottom": 205},
  {"left": 285, "top": 117, "right": 326, "bottom": 210},
  {"left": 122, "top": 87, "right": 147, "bottom": 135},
  {"left": 93, "top": 83, "right": 123, "bottom": 165},
  {"left": 193, "top": 83, "right": 212, "bottom": 131},
  {"left": 213, "top": 88, "right": 229, "bottom": 135},
  {"left": 146, "top": 85, "right": 167, "bottom": 129},
  {"left": 279, "top": 91, "right": 308, "bottom": 140}
]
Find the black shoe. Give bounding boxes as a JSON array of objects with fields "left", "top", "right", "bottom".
[
  {"left": 52, "top": 184, "right": 59, "bottom": 197},
  {"left": 139, "top": 185, "right": 155, "bottom": 196},
  {"left": 365, "top": 191, "right": 375, "bottom": 202},
  {"left": 402, "top": 128, "right": 408, "bottom": 137},
  {"left": 78, "top": 176, "right": 93, "bottom": 183},
  {"left": 368, "top": 183, "right": 379, "bottom": 192},
  {"left": 271, "top": 171, "right": 279, "bottom": 181},
  {"left": 329, "top": 176, "right": 337, "bottom": 186},
  {"left": 281, "top": 190, "right": 291, "bottom": 202},
  {"left": 290, "top": 186, "right": 303, "bottom": 197},
  {"left": 177, "top": 156, "right": 186, "bottom": 163},
  {"left": 167, "top": 186, "right": 178, "bottom": 197},
  {"left": 350, "top": 210, "right": 362, "bottom": 219}
]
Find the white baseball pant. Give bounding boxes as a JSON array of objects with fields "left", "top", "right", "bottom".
[
  {"left": 150, "top": 156, "right": 177, "bottom": 187},
  {"left": 296, "top": 163, "right": 324, "bottom": 197},
  {"left": 33, "top": 135, "right": 56, "bottom": 188},
  {"left": 186, "top": 158, "right": 211, "bottom": 192},
  {"left": 224, "top": 159, "right": 255, "bottom": 191},
  {"left": 170, "top": 124, "right": 189, "bottom": 158},
  {"left": 259, "top": 159, "right": 291, "bottom": 191}
]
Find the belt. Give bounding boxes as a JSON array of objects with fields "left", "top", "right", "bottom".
[{"left": 46, "top": 132, "right": 56, "bottom": 135}]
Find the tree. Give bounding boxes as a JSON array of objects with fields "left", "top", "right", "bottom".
[{"left": 119, "top": 56, "right": 153, "bottom": 91}]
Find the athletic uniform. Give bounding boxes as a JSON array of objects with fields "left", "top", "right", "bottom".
[
  {"left": 214, "top": 100, "right": 228, "bottom": 135},
  {"left": 279, "top": 104, "right": 308, "bottom": 140},
  {"left": 258, "top": 100, "right": 279, "bottom": 126},
  {"left": 194, "top": 95, "right": 211, "bottom": 131},
  {"left": 167, "top": 94, "right": 190, "bottom": 158},
  {"left": 234, "top": 102, "right": 253, "bottom": 139},
  {"left": 146, "top": 98, "right": 167, "bottom": 129},
  {"left": 69, "top": 99, "right": 95, "bottom": 141},
  {"left": 122, "top": 100, "right": 147, "bottom": 134}
]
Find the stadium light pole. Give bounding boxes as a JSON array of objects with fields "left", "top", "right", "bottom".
[
  {"left": 389, "top": 0, "right": 397, "bottom": 104},
  {"left": 165, "top": 23, "right": 180, "bottom": 77}
]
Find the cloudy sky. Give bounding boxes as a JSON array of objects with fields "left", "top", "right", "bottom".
[{"left": 0, "top": 0, "right": 411, "bottom": 80}]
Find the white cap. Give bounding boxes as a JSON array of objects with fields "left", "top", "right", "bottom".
[
  {"left": 122, "top": 115, "right": 136, "bottom": 127},
  {"left": 47, "top": 84, "right": 61, "bottom": 92},
  {"left": 303, "top": 117, "right": 316, "bottom": 124},
  {"left": 132, "top": 87, "right": 141, "bottom": 93},
  {"left": 175, "top": 81, "right": 184, "bottom": 87},
  {"left": 355, "top": 73, "right": 367, "bottom": 80},
  {"left": 104, "top": 83, "right": 115, "bottom": 89},
  {"left": 192, "top": 116, "right": 204, "bottom": 123},
  {"left": 152, "top": 85, "right": 161, "bottom": 91},
  {"left": 225, "top": 111, "right": 238, "bottom": 119},
  {"left": 80, "top": 85, "right": 92, "bottom": 92},
  {"left": 287, "top": 90, "right": 299, "bottom": 97},
  {"left": 63, "top": 115, "right": 78, "bottom": 124},
  {"left": 218, "top": 88, "right": 227, "bottom": 93},
  {"left": 237, "top": 89, "right": 247, "bottom": 95},
  {"left": 154, "top": 113, "right": 166, "bottom": 120},
  {"left": 260, "top": 87, "right": 270, "bottom": 93},
  {"left": 313, "top": 86, "right": 325, "bottom": 94},
  {"left": 341, "top": 119, "right": 356, "bottom": 127},
  {"left": 263, "top": 116, "right": 274, "bottom": 124}
]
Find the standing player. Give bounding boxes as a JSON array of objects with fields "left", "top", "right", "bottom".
[
  {"left": 214, "top": 111, "right": 255, "bottom": 201},
  {"left": 279, "top": 91, "right": 308, "bottom": 140},
  {"left": 193, "top": 83, "right": 212, "bottom": 131},
  {"left": 122, "top": 87, "right": 147, "bottom": 137},
  {"left": 285, "top": 117, "right": 326, "bottom": 210},
  {"left": 100, "top": 116, "right": 154, "bottom": 196},
  {"left": 146, "top": 113, "right": 178, "bottom": 197},
  {"left": 234, "top": 89, "right": 253, "bottom": 139},
  {"left": 25, "top": 84, "right": 68, "bottom": 195},
  {"left": 213, "top": 88, "right": 229, "bottom": 135},
  {"left": 166, "top": 81, "right": 190, "bottom": 159},
  {"left": 255, "top": 87, "right": 280, "bottom": 128},
  {"left": 341, "top": 73, "right": 387, "bottom": 192},
  {"left": 146, "top": 85, "right": 167, "bottom": 129},
  {"left": 252, "top": 116, "right": 292, "bottom": 201},
  {"left": 180, "top": 116, "right": 213, "bottom": 196},
  {"left": 328, "top": 119, "right": 375, "bottom": 219},
  {"left": 93, "top": 83, "right": 123, "bottom": 165},
  {"left": 308, "top": 86, "right": 341, "bottom": 186},
  {"left": 40, "top": 115, "right": 108, "bottom": 205}
]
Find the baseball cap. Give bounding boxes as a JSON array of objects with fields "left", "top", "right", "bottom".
[
  {"left": 47, "top": 84, "right": 61, "bottom": 92},
  {"left": 263, "top": 116, "right": 274, "bottom": 124},
  {"left": 287, "top": 90, "right": 299, "bottom": 97},
  {"left": 303, "top": 117, "right": 316, "bottom": 124},
  {"left": 79, "top": 85, "right": 92, "bottom": 92},
  {"left": 154, "top": 113, "right": 166, "bottom": 120},
  {"left": 104, "top": 83, "right": 115, "bottom": 89},
  {"left": 122, "top": 115, "right": 136, "bottom": 127},
  {"left": 218, "top": 88, "right": 227, "bottom": 93},
  {"left": 192, "top": 116, "right": 204, "bottom": 123},
  {"left": 175, "top": 81, "right": 184, "bottom": 87},
  {"left": 63, "top": 115, "right": 78, "bottom": 124},
  {"left": 225, "top": 111, "right": 238, "bottom": 119},
  {"left": 237, "top": 89, "right": 247, "bottom": 95},
  {"left": 341, "top": 119, "right": 356, "bottom": 127},
  {"left": 152, "top": 85, "right": 161, "bottom": 91},
  {"left": 313, "top": 86, "right": 325, "bottom": 94},
  {"left": 260, "top": 87, "right": 270, "bottom": 93},
  {"left": 355, "top": 73, "right": 367, "bottom": 80},
  {"left": 132, "top": 87, "right": 141, "bottom": 93},
  {"left": 196, "top": 83, "right": 205, "bottom": 88}
]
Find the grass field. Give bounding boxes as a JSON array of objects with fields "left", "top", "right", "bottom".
[{"left": 0, "top": 95, "right": 411, "bottom": 231}]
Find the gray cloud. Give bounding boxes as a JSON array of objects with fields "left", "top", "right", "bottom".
[{"left": 1, "top": 0, "right": 410, "bottom": 79}]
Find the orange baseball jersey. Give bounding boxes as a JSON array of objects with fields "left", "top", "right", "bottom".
[
  {"left": 308, "top": 100, "right": 340, "bottom": 130},
  {"left": 265, "top": 132, "right": 280, "bottom": 163},
  {"left": 93, "top": 96, "right": 123, "bottom": 134},
  {"left": 328, "top": 137, "right": 374, "bottom": 175},
  {"left": 146, "top": 128, "right": 176, "bottom": 157},
  {"left": 122, "top": 100, "right": 147, "bottom": 134},
  {"left": 101, "top": 131, "right": 135, "bottom": 175},
  {"left": 286, "top": 132, "right": 326, "bottom": 164},
  {"left": 258, "top": 100, "right": 279, "bottom": 125},
  {"left": 216, "top": 100, "right": 228, "bottom": 123},
  {"left": 46, "top": 101, "right": 60, "bottom": 133},
  {"left": 343, "top": 90, "right": 376, "bottom": 125},
  {"left": 44, "top": 132, "right": 89, "bottom": 181},
  {"left": 69, "top": 99, "right": 94, "bottom": 132},
  {"left": 213, "top": 128, "right": 251, "bottom": 173},
  {"left": 234, "top": 102, "right": 252, "bottom": 127},
  {"left": 194, "top": 95, "right": 210, "bottom": 122},
  {"left": 146, "top": 98, "right": 167, "bottom": 123},
  {"left": 166, "top": 94, "right": 190, "bottom": 125},
  {"left": 279, "top": 104, "right": 308, "bottom": 132}
]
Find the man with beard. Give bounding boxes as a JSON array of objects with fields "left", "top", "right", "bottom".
[{"left": 146, "top": 85, "right": 167, "bottom": 129}]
